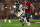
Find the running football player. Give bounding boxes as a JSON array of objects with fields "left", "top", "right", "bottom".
[{"left": 22, "top": 1, "right": 34, "bottom": 26}]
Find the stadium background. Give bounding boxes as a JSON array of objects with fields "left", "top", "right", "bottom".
[{"left": 0, "top": 0, "right": 40, "bottom": 19}]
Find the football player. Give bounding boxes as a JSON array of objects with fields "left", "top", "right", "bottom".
[{"left": 22, "top": 1, "right": 34, "bottom": 26}]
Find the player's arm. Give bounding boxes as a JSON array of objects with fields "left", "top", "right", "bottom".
[
  {"left": 30, "top": 4, "right": 34, "bottom": 11},
  {"left": 30, "top": 4, "right": 34, "bottom": 13}
]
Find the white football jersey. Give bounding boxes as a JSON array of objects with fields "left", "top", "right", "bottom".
[{"left": 17, "top": 4, "right": 23, "bottom": 17}]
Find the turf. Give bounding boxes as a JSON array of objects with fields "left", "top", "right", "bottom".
[{"left": 1, "top": 19, "right": 40, "bottom": 27}]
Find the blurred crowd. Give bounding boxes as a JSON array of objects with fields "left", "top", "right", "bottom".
[{"left": 0, "top": 0, "right": 40, "bottom": 19}]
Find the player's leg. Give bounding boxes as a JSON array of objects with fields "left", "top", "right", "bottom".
[
  {"left": 25, "top": 12, "right": 31, "bottom": 26},
  {"left": 22, "top": 16, "right": 25, "bottom": 26},
  {"left": 17, "top": 10, "right": 23, "bottom": 22},
  {"left": 4, "top": 8, "right": 7, "bottom": 22},
  {"left": 4, "top": 16, "right": 7, "bottom": 22},
  {"left": 24, "top": 17, "right": 28, "bottom": 23},
  {"left": 19, "top": 15, "right": 24, "bottom": 26},
  {"left": 18, "top": 13, "right": 24, "bottom": 26},
  {"left": 8, "top": 15, "right": 11, "bottom": 23},
  {"left": 18, "top": 16, "right": 23, "bottom": 23}
]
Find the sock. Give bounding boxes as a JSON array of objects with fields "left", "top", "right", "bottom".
[
  {"left": 9, "top": 20, "right": 11, "bottom": 23},
  {"left": 4, "top": 19, "right": 6, "bottom": 22}
]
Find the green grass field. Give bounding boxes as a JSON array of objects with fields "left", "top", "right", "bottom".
[{"left": 1, "top": 19, "right": 40, "bottom": 27}]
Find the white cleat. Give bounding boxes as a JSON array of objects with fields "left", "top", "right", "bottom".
[
  {"left": 28, "top": 23, "right": 31, "bottom": 26},
  {"left": 9, "top": 20, "right": 11, "bottom": 23},
  {"left": 4, "top": 19, "right": 6, "bottom": 22}
]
